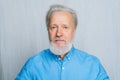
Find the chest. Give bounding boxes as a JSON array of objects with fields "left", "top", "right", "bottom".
[{"left": 33, "top": 59, "right": 98, "bottom": 80}]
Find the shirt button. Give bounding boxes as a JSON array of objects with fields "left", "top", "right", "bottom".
[
  {"left": 62, "top": 67, "right": 65, "bottom": 70},
  {"left": 68, "top": 57, "right": 70, "bottom": 60},
  {"left": 58, "top": 58, "right": 61, "bottom": 60}
]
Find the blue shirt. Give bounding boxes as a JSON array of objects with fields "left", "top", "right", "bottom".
[{"left": 16, "top": 46, "right": 109, "bottom": 80}]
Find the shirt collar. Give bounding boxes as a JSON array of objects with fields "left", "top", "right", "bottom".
[
  {"left": 64, "top": 45, "right": 75, "bottom": 61},
  {"left": 48, "top": 45, "right": 75, "bottom": 61}
]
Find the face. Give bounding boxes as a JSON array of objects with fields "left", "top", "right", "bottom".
[{"left": 48, "top": 11, "right": 76, "bottom": 47}]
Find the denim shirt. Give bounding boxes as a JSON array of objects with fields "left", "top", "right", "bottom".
[{"left": 16, "top": 46, "right": 109, "bottom": 80}]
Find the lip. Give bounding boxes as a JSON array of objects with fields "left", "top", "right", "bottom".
[{"left": 55, "top": 40, "right": 64, "bottom": 44}]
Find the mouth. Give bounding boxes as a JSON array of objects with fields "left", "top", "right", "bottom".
[
  {"left": 52, "top": 38, "right": 66, "bottom": 46},
  {"left": 55, "top": 40, "right": 65, "bottom": 44}
]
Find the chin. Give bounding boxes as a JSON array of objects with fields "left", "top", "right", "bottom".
[{"left": 49, "top": 41, "right": 72, "bottom": 56}]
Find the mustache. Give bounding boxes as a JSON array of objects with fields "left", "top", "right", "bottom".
[{"left": 53, "top": 37, "right": 66, "bottom": 42}]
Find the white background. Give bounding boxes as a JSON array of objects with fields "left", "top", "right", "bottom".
[{"left": 0, "top": 0, "right": 120, "bottom": 80}]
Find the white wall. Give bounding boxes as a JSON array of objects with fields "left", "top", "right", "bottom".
[{"left": 0, "top": 0, "right": 120, "bottom": 80}]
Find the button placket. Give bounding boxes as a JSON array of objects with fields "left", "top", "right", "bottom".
[{"left": 62, "top": 66, "right": 64, "bottom": 70}]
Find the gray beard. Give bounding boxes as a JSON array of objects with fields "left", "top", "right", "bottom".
[{"left": 49, "top": 41, "right": 72, "bottom": 55}]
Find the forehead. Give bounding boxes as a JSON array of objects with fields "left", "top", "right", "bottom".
[
  {"left": 51, "top": 11, "right": 72, "bottom": 19},
  {"left": 51, "top": 11, "right": 72, "bottom": 17},
  {"left": 50, "top": 11, "right": 73, "bottom": 24}
]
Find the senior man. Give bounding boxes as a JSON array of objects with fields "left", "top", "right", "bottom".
[{"left": 16, "top": 4, "right": 109, "bottom": 80}]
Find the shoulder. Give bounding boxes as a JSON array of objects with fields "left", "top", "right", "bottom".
[
  {"left": 73, "top": 48, "right": 100, "bottom": 64},
  {"left": 74, "top": 48, "right": 109, "bottom": 79},
  {"left": 16, "top": 49, "right": 50, "bottom": 78},
  {"left": 23, "top": 49, "right": 49, "bottom": 69}
]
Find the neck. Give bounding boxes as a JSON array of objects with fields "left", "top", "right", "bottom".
[{"left": 59, "top": 53, "right": 68, "bottom": 59}]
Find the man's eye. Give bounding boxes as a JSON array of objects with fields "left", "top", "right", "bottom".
[
  {"left": 50, "top": 26, "right": 56, "bottom": 30},
  {"left": 63, "top": 26, "right": 68, "bottom": 29}
]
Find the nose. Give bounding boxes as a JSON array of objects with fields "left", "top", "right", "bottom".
[{"left": 56, "top": 28, "right": 62, "bottom": 37}]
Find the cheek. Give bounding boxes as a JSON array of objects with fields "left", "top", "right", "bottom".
[
  {"left": 48, "top": 31, "right": 52, "bottom": 40},
  {"left": 63, "top": 34, "right": 69, "bottom": 41},
  {"left": 66, "top": 31, "right": 75, "bottom": 41},
  {"left": 49, "top": 31, "right": 56, "bottom": 40}
]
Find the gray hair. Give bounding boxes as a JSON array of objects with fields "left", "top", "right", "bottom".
[{"left": 46, "top": 4, "right": 78, "bottom": 29}]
